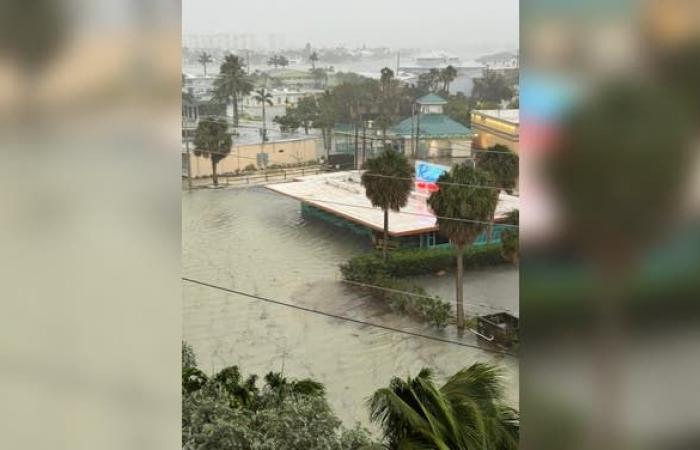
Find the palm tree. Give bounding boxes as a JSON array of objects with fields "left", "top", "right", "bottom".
[
  {"left": 313, "top": 90, "right": 338, "bottom": 161},
  {"left": 361, "top": 149, "right": 414, "bottom": 261},
  {"left": 427, "top": 164, "right": 499, "bottom": 329},
  {"left": 440, "top": 65, "right": 458, "bottom": 93},
  {"left": 197, "top": 51, "right": 213, "bottom": 77},
  {"left": 309, "top": 51, "right": 319, "bottom": 70},
  {"left": 214, "top": 54, "right": 253, "bottom": 127},
  {"left": 254, "top": 88, "right": 274, "bottom": 142},
  {"left": 193, "top": 117, "right": 231, "bottom": 187},
  {"left": 368, "top": 363, "right": 519, "bottom": 449},
  {"left": 476, "top": 144, "right": 519, "bottom": 241}
]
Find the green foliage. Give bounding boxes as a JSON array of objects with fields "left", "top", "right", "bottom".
[
  {"left": 340, "top": 254, "right": 454, "bottom": 328},
  {"left": 214, "top": 54, "right": 253, "bottom": 126},
  {"left": 549, "top": 82, "right": 693, "bottom": 259},
  {"left": 197, "top": 51, "right": 213, "bottom": 75},
  {"left": 267, "top": 54, "right": 289, "bottom": 68},
  {"left": 444, "top": 92, "right": 476, "bottom": 127},
  {"left": 471, "top": 70, "right": 515, "bottom": 104},
  {"left": 182, "top": 350, "right": 374, "bottom": 450},
  {"left": 500, "top": 210, "right": 519, "bottom": 265},
  {"left": 182, "top": 341, "right": 197, "bottom": 369},
  {"left": 193, "top": 117, "right": 231, "bottom": 185},
  {"left": 476, "top": 144, "right": 519, "bottom": 192},
  {"left": 273, "top": 113, "right": 302, "bottom": 133},
  {"left": 344, "top": 244, "right": 505, "bottom": 278},
  {"left": 368, "top": 363, "right": 519, "bottom": 450},
  {"left": 428, "top": 164, "right": 499, "bottom": 247},
  {"left": 193, "top": 117, "right": 231, "bottom": 164},
  {"left": 361, "top": 149, "right": 413, "bottom": 212}
]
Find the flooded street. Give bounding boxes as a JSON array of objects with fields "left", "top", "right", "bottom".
[{"left": 183, "top": 186, "right": 519, "bottom": 427}]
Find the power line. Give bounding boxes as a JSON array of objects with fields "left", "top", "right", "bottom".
[{"left": 181, "top": 276, "right": 516, "bottom": 357}]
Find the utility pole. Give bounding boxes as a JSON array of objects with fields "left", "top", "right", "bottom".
[
  {"left": 411, "top": 102, "right": 416, "bottom": 158},
  {"left": 362, "top": 120, "right": 367, "bottom": 167},
  {"left": 415, "top": 103, "right": 422, "bottom": 160},
  {"left": 185, "top": 134, "right": 193, "bottom": 191},
  {"left": 354, "top": 123, "right": 359, "bottom": 170},
  {"left": 396, "top": 52, "right": 400, "bottom": 75}
]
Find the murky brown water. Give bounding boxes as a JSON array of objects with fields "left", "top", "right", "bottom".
[{"left": 183, "top": 186, "right": 519, "bottom": 427}]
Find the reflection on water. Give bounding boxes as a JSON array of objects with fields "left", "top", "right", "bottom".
[{"left": 183, "top": 186, "right": 519, "bottom": 427}]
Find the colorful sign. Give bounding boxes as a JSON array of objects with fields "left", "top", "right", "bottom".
[{"left": 415, "top": 160, "right": 449, "bottom": 193}]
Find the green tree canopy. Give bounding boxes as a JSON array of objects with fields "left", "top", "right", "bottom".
[
  {"left": 214, "top": 54, "right": 253, "bottom": 127},
  {"left": 369, "top": 363, "right": 519, "bottom": 450},
  {"left": 476, "top": 144, "right": 519, "bottom": 192},
  {"left": 193, "top": 117, "right": 231, "bottom": 186},
  {"left": 361, "top": 149, "right": 413, "bottom": 260},
  {"left": 428, "top": 164, "right": 499, "bottom": 328}
]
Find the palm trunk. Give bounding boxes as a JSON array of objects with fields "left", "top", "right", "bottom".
[
  {"left": 455, "top": 243, "right": 465, "bottom": 329},
  {"left": 211, "top": 160, "right": 218, "bottom": 186},
  {"left": 383, "top": 209, "right": 389, "bottom": 262},
  {"left": 232, "top": 93, "right": 239, "bottom": 127},
  {"left": 261, "top": 102, "right": 266, "bottom": 142}
]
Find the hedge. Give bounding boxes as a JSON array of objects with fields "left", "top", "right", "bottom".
[
  {"left": 339, "top": 244, "right": 507, "bottom": 329},
  {"left": 345, "top": 243, "right": 506, "bottom": 279}
]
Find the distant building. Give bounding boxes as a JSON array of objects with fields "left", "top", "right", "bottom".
[
  {"left": 414, "top": 51, "right": 461, "bottom": 67},
  {"left": 391, "top": 94, "right": 472, "bottom": 158},
  {"left": 267, "top": 68, "right": 319, "bottom": 89},
  {"left": 181, "top": 91, "right": 226, "bottom": 141},
  {"left": 470, "top": 109, "right": 520, "bottom": 153},
  {"left": 267, "top": 171, "right": 519, "bottom": 250}
]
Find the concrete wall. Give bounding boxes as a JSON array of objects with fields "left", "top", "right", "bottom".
[{"left": 188, "top": 137, "right": 322, "bottom": 177}]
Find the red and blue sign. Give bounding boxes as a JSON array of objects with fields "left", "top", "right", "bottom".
[{"left": 415, "top": 161, "right": 449, "bottom": 193}]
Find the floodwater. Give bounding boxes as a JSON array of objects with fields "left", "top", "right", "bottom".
[{"left": 183, "top": 186, "right": 519, "bottom": 428}]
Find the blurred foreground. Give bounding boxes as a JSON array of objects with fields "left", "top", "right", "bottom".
[
  {"left": 0, "top": 1, "right": 181, "bottom": 450},
  {"left": 521, "top": 0, "right": 700, "bottom": 448}
]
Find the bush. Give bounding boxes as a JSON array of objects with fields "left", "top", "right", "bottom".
[
  {"left": 244, "top": 163, "right": 257, "bottom": 172},
  {"left": 344, "top": 244, "right": 505, "bottom": 278},
  {"left": 339, "top": 245, "right": 506, "bottom": 328},
  {"left": 340, "top": 259, "right": 452, "bottom": 328}
]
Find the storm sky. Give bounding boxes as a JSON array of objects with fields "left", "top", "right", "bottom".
[{"left": 183, "top": 0, "right": 518, "bottom": 55}]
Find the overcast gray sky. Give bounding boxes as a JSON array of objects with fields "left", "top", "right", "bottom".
[{"left": 183, "top": 0, "right": 518, "bottom": 55}]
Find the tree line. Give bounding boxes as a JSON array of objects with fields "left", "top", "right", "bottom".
[{"left": 183, "top": 341, "right": 519, "bottom": 449}]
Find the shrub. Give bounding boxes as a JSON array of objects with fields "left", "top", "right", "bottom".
[
  {"left": 340, "top": 258, "right": 452, "bottom": 328},
  {"left": 244, "top": 163, "right": 257, "bottom": 172},
  {"left": 345, "top": 244, "right": 505, "bottom": 279}
]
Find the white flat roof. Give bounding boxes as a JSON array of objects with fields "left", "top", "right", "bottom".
[{"left": 266, "top": 171, "right": 519, "bottom": 237}]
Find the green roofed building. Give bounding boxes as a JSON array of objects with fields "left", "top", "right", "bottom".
[
  {"left": 331, "top": 93, "right": 472, "bottom": 166},
  {"left": 391, "top": 93, "right": 472, "bottom": 158}
]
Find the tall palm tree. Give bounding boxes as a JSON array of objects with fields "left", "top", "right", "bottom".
[
  {"left": 476, "top": 144, "right": 519, "bottom": 241},
  {"left": 309, "top": 51, "right": 319, "bottom": 70},
  {"left": 193, "top": 117, "right": 231, "bottom": 187},
  {"left": 254, "top": 88, "right": 274, "bottom": 142},
  {"left": 427, "top": 164, "right": 499, "bottom": 329},
  {"left": 197, "top": 51, "right": 213, "bottom": 77},
  {"left": 214, "top": 54, "right": 253, "bottom": 127},
  {"left": 368, "top": 363, "right": 519, "bottom": 450},
  {"left": 440, "top": 65, "right": 458, "bottom": 93},
  {"left": 361, "top": 149, "right": 414, "bottom": 261}
]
